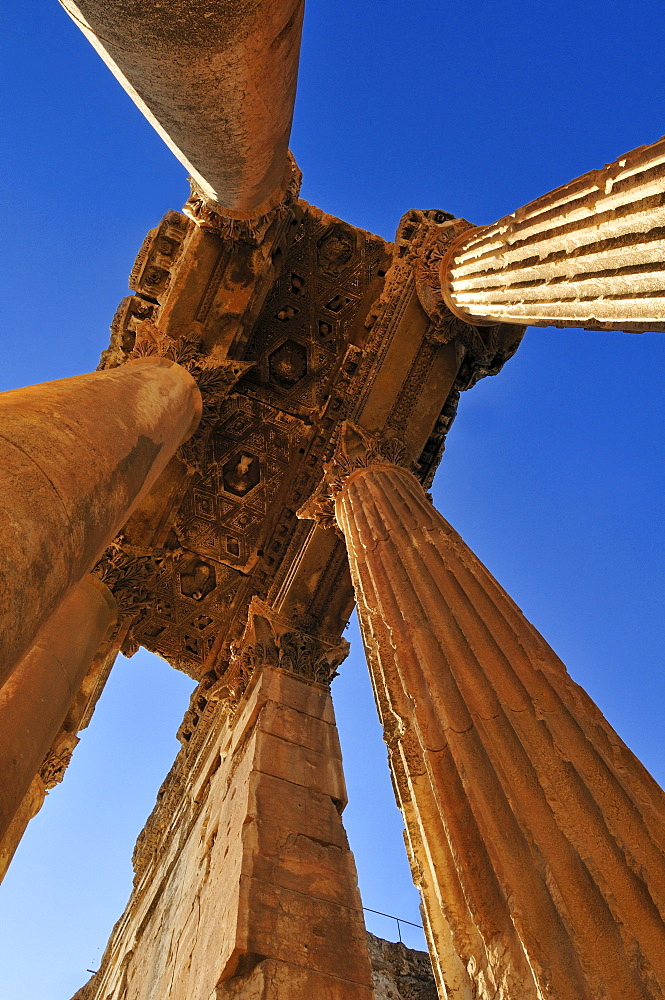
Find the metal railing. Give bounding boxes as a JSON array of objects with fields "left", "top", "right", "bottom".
[{"left": 363, "top": 906, "right": 424, "bottom": 944}]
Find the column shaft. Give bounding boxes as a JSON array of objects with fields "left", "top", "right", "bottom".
[
  {"left": 0, "top": 576, "right": 116, "bottom": 848},
  {"left": 0, "top": 357, "right": 201, "bottom": 685},
  {"left": 441, "top": 136, "right": 665, "bottom": 331},
  {"left": 336, "top": 464, "right": 665, "bottom": 1000},
  {"left": 0, "top": 775, "right": 45, "bottom": 883},
  {"left": 60, "top": 0, "right": 304, "bottom": 218}
]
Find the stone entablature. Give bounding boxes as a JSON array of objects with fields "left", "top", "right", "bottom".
[{"left": 91, "top": 201, "right": 518, "bottom": 686}]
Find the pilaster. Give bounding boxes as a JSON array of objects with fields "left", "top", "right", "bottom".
[{"left": 74, "top": 602, "right": 373, "bottom": 1000}]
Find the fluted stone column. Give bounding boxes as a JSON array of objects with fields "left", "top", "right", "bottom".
[
  {"left": 324, "top": 441, "right": 665, "bottom": 1000},
  {"left": 0, "top": 357, "right": 201, "bottom": 686},
  {"left": 60, "top": 0, "right": 304, "bottom": 221},
  {"left": 440, "top": 135, "right": 665, "bottom": 331},
  {"left": 0, "top": 575, "right": 116, "bottom": 856}
]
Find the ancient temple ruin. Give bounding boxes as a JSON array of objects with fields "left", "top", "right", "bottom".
[{"left": 1, "top": 3, "right": 665, "bottom": 999}]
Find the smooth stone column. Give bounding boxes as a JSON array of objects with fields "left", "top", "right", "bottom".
[
  {"left": 0, "top": 774, "right": 45, "bottom": 883},
  {"left": 0, "top": 576, "right": 116, "bottom": 849},
  {"left": 335, "top": 461, "right": 665, "bottom": 1000},
  {"left": 440, "top": 135, "right": 665, "bottom": 331},
  {"left": 0, "top": 357, "right": 201, "bottom": 685},
  {"left": 60, "top": 0, "right": 304, "bottom": 219}
]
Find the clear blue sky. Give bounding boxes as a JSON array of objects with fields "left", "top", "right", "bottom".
[{"left": 1, "top": 2, "right": 664, "bottom": 997}]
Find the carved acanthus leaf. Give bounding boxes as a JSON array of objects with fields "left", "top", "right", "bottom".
[
  {"left": 93, "top": 540, "right": 168, "bottom": 620},
  {"left": 298, "top": 421, "right": 412, "bottom": 530},
  {"left": 183, "top": 151, "right": 302, "bottom": 244},
  {"left": 190, "top": 598, "right": 350, "bottom": 723},
  {"left": 409, "top": 213, "right": 527, "bottom": 385},
  {"left": 127, "top": 323, "right": 254, "bottom": 473},
  {"left": 412, "top": 215, "right": 478, "bottom": 343},
  {"left": 40, "top": 732, "right": 80, "bottom": 790}
]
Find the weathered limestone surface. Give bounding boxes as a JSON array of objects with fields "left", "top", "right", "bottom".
[
  {"left": 60, "top": 0, "right": 304, "bottom": 220},
  {"left": 0, "top": 576, "right": 116, "bottom": 854},
  {"left": 0, "top": 357, "right": 200, "bottom": 685},
  {"left": 334, "top": 457, "right": 665, "bottom": 1000},
  {"left": 0, "top": 774, "right": 45, "bottom": 884},
  {"left": 5, "top": 7, "right": 665, "bottom": 996},
  {"left": 367, "top": 933, "right": 437, "bottom": 1000},
  {"left": 74, "top": 664, "right": 374, "bottom": 1000},
  {"left": 440, "top": 135, "right": 665, "bottom": 330}
]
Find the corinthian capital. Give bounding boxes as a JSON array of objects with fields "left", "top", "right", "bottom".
[
  {"left": 183, "top": 151, "right": 303, "bottom": 243},
  {"left": 121, "top": 323, "right": 253, "bottom": 474},
  {"left": 297, "top": 421, "right": 412, "bottom": 531},
  {"left": 197, "top": 598, "right": 350, "bottom": 725}
]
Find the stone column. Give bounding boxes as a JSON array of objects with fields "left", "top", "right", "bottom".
[
  {"left": 0, "top": 357, "right": 201, "bottom": 686},
  {"left": 0, "top": 775, "right": 45, "bottom": 884},
  {"left": 0, "top": 575, "right": 116, "bottom": 856},
  {"left": 439, "top": 135, "right": 665, "bottom": 331},
  {"left": 318, "top": 430, "right": 665, "bottom": 1000},
  {"left": 60, "top": 0, "right": 303, "bottom": 222}
]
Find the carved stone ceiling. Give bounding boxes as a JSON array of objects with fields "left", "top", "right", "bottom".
[{"left": 97, "top": 200, "right": 521, "bottom": 680}]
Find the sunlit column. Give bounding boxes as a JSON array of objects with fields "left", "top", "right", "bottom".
[
  {"left": 60, "top": 0, "right": 304, "bottom": 221},
  {"left": 0, "top": 357, "right": 201, "bottom": 685},
  {"left": 80, "top": 599, "right": 375, "bottom": 1000},
  {"left": 0, "top": 576, "right": 116, "bottom": 860},
  {"left": 440, "top": 136, "right": 665, "bottom": 331},
  {"left": 319, "top": 428, "right": 665, "bottom": 1000}
]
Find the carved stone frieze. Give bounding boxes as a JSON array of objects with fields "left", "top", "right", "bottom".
[
  {"left": 99, "top": 211, "right": 193, "bottom": 373},
  {"left": 99, "top": 295, "right": 157, "bottom": 370},
  {"left": 129, "top": 210, "right": 190, "bottom": 300}
]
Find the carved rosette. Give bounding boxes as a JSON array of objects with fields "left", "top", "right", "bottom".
[
  {"left": 298, "top": 421, "right": 413, "bottom": 532},
  {"left": 183, "top": 151, "right": 303, "bottom": 243}
]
